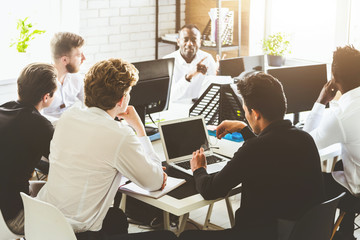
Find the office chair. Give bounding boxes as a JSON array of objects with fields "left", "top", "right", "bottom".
[
  {"left": 34, "top": 159, "right": 49, "bottom": 180},
  {"left": 0, "top": 210, "right": 24, "bottom": 240},
  {"left": 20, "top": 192, "right": 77, "bottom": 240},
  {"left": 277, "top": 192, "right": 345, "bottom": 240},
  {"left": 331, "top": 193, "right": 360, "bottom": 240}
]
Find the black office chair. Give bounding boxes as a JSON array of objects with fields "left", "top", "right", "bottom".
[
  {"left": 331, "top": 193, "right": 360, "bottom": 239},
  {"left": 34, "top": 159, "right": 49, "bottom": 180},
  {"left": 277, "top": 192, "right": 345, "bottom": 240}
]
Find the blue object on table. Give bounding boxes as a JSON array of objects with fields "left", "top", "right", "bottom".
[
  {"left": 207, "top": 130, "right": 244, "bottom": 142},
  {"left": 149, "top": 132, "right": 161, "bottom": 141}
]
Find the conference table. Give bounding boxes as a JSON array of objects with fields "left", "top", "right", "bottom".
[{"left": 118, "top": 101, "right": 341, "bottom": 234}]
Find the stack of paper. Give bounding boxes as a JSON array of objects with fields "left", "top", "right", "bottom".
[{"left": 119, "top": 176, "right": 186, "bottom": 199}]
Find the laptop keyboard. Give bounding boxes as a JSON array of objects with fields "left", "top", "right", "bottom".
[{"left": 175, "top": 155, "right": 226, "bottom": 170}]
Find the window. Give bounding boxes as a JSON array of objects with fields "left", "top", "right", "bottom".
[
  {"left": 0, "top": 0, "right": 79, "bottom": 81},
  {"left": 251, "top": 0, "right": 358, "bottom": 64},
  {"left": 349, "top": 0, "right": 360, "bottom": 49}
]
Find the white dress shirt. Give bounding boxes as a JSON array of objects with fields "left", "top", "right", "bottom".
[
  {"left": 37, "top": 104, "right": 163, "bottom": 232},
  {"left": 163, "top": 50, "right": 217, "bottom": 102},
  {"left": 43, "top": 73, "right": 84, "bottom": 119},
  {"left": 303, "top": 86, "right": 360, "bottom": 197}
]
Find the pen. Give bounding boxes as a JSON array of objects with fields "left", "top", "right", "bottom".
[{"left": 119, "top": 180, "right": 132, "bottom": 188}]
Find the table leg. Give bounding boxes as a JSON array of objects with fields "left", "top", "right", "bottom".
[
  {"left": 203, "top": 203, "right": 214, "bottom": 230},
  {"left": 163, "top": 211, "right": 171, "bottom": 230},
  {"left": 178, "top": 212, "right": 190, "bottom": 234},
  {"left": 119, "top": 194, "right": 127, "bottom": 212},
  {"left": 225, "top": 197, "right": 235, "bottom": 227}
]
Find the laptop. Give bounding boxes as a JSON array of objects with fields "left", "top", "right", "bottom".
[{"left": 158, "top": 116, "right": 230, "bottom": 176}]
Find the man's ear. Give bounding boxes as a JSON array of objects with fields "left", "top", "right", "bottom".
[
  {"left": 251, "top": 109, "right": 261, "bottom": 120},
  {"left": 60, "top": 55, "right": 68, "bottom": 65},
  {"left": 177, "top": 38, "right": 181, "bottom": 47},
  {"left": 117, "top": 95, "right": 125, "bottom": 107},
  {"left": 42, "top": 93, "right": 49, "bottom": 103}
]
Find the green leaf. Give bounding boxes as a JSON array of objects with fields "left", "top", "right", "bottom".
[
  {"left": 262, "top": 32, "right": 291, "bottom": 56},
  {"left": 9, "top": 17, "right": 46, "bottom": 53}
]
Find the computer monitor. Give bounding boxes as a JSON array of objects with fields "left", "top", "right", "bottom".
[
  {"left": 219, "top": 55, "right": 265, "bottom": 78},
  {"left": 129, "top": 58, "right": 174, "bottom": 134},
  {"left": 267, "top": 64, "right": 328, "bottom": 124}
]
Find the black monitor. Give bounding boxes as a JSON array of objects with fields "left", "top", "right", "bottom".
[
  {"left": 219, "top": 55, "right": 265, "bottom": 79},
  {"left": 267, "top": 64, "right": 327, "bottom": 124},
  {"left": 130, "top": 58, "right": 174, "bottom": 134}
]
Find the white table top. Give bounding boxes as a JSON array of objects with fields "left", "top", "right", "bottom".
[{"left": 123, "top": 101, "right": 341, "bottom": 216}]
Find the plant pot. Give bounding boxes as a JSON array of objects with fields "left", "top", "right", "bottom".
[{"left": 267, "top": 55, "right": 285, "bottom": 67}]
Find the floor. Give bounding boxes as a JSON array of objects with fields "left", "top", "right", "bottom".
[{"left": 128, "top": 193, "right": 360, "bottom": 239}]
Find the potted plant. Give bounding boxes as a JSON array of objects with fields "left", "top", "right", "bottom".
[
  {"left": 10, "top": 17, "right": 46, "bottom": 53},
  {"left": 262, "top": 32, "right": 291, "bottom": 67}
]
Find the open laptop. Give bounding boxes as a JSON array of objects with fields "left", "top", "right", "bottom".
[{"left": 158, "top": 116, "right": 230, "bottom": 176}]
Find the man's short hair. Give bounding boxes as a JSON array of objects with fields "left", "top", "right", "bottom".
[
  {"left": 17, "top": 63, "right": 58, "bottom": 106},
  {"left": 84, "top": 58, "right": 139, "bottom": 110},
  {"left": 237, "top": 72, "right": 287, "bottom": 121},
  {"left": 332, "top": 45, "right": 360, "bottom": 85},
  {"left": 179, "top": 24, "right": 200, "bottom": 33},
  {"left": 50, "top": 32, "right": 85, "bottom": 60}
]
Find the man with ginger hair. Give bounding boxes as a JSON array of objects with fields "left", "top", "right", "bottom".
[{"left": 37, "top": 58, "right": 175, "bottom": 240}]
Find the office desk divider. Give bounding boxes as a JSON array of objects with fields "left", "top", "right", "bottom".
[{"left": 189, "top": 83, "right": 245, "bottom": 126}]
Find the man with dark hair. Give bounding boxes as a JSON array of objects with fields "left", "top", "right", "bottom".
[
  {"left": 37, "top": 58, "right": 175, "bottom": 240},
  {"left": 0, "top": 63, "right": 57, "bottom": 234},
  {"left": 163, "top": 24, "right": 217, "bottom": 102},
  {"left": 304, "top": 45, "right": 360, "bottom": 240},
  {"left": 180, "top": 73, "right": 325, "bottom": 239},
  {"left": 43, "top": 32, "right": 86, "bottom": 119}
]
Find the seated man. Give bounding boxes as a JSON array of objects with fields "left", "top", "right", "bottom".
[
  {"left": 37, "top": 58, "right": 175, "bottom": 240},
  {"left": 303, "top": 45, "right": 360, "bottom": 240},
  {"left": 0, "top": 63, "right": 57, "bottom": 234},
  {"left": 163, "top": 24, "right": 217, "bottom": 102},
  {"left": 180, "top": 73, "right": 325, "bottom": 240},
  {"left": 43, "top": 32, "right": 86, "bottom": 120}
]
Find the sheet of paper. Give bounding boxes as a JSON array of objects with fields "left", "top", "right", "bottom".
[{"left": 119, "top": 176, "right": 186, "bottom": 199}]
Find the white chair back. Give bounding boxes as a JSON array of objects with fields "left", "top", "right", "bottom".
[
  {"left": 20, "top": 192, "right": 77, "bottom": 240},
  {"left": 0, "top": 210, "right": 23, "bottom": 240}
]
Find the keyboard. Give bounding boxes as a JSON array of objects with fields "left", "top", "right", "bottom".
[{"left": 175, "top": 155, "right": 225, "bottom": 170}]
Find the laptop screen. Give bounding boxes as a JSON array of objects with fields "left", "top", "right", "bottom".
[{"left": 161, "top": 118, "right": 208, "bottom": 159}]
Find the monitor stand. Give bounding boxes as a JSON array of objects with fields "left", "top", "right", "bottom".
[
  {"left": 145, "top": 126, "right": 158, "bottom": 136},
  {"left": 135, "top": 105, "right": 159, "bottom": 138},
  {"left": 293, "top": 112, "right": 300, "bottom": 125}
]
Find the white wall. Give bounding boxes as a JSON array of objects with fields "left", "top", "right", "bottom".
[
  {"left": 79, "top": 0, "right": 185, "bottom": 72},
  {"left": 1, "top": 0, "right": 185, "bottom": 103},
  {"left": 0, "top": 80, "right": 17, "bottom": 105}
]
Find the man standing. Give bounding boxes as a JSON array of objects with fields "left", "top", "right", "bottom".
[
  {"left": 0, "top": 63, "right": 57, "bottom": 234},
  {"left": 37, "top": 58, "right": 174, "bottom": 240},
  {"left": 43, "top": 32, "right": 86, "bottom": 119},
  {"left": 180, "top": 73, "right": 325, "bottom": 239},
  {"left": 163, "top": 24, "right": 217, "bottom": 102},
  {"left": 304, "top": 45, "right": 360, "bottom": 240}
]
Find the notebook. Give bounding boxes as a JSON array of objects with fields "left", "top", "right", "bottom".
[
  {"left": 119, "top": 176, "right": 186, "bottom": 199},
  {"left": 158, "top": 116, "right": 230, "bottom": 176}
]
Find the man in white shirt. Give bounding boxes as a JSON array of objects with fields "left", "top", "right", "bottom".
[
  {"left": 43, "top": 32, "right": 86, "bottom": 119},
  {"left": 304, "top": 45, "right": 360, "bottom": 240},
  {"left": 37, "top": 58, "right": 174, "bottom": 240},
  {"left": 163, "top": 24, "right": 217, "bottom": 102}
]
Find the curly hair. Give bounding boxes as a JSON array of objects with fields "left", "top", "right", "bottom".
[
  {"left": 237, "top": 72, "right": 287, "bottom": 121},
  {"left": 17, "top": 63, "right": 58, "bottom": 106},
  {"left": 332, "top": 45, "right": 360, "bottom": 85},
  {"left": 50, "top": 32, "right": 85, "bottom": 60},
  {"left": 84, "top": 58, "right": 139, "bottom": 110}
]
